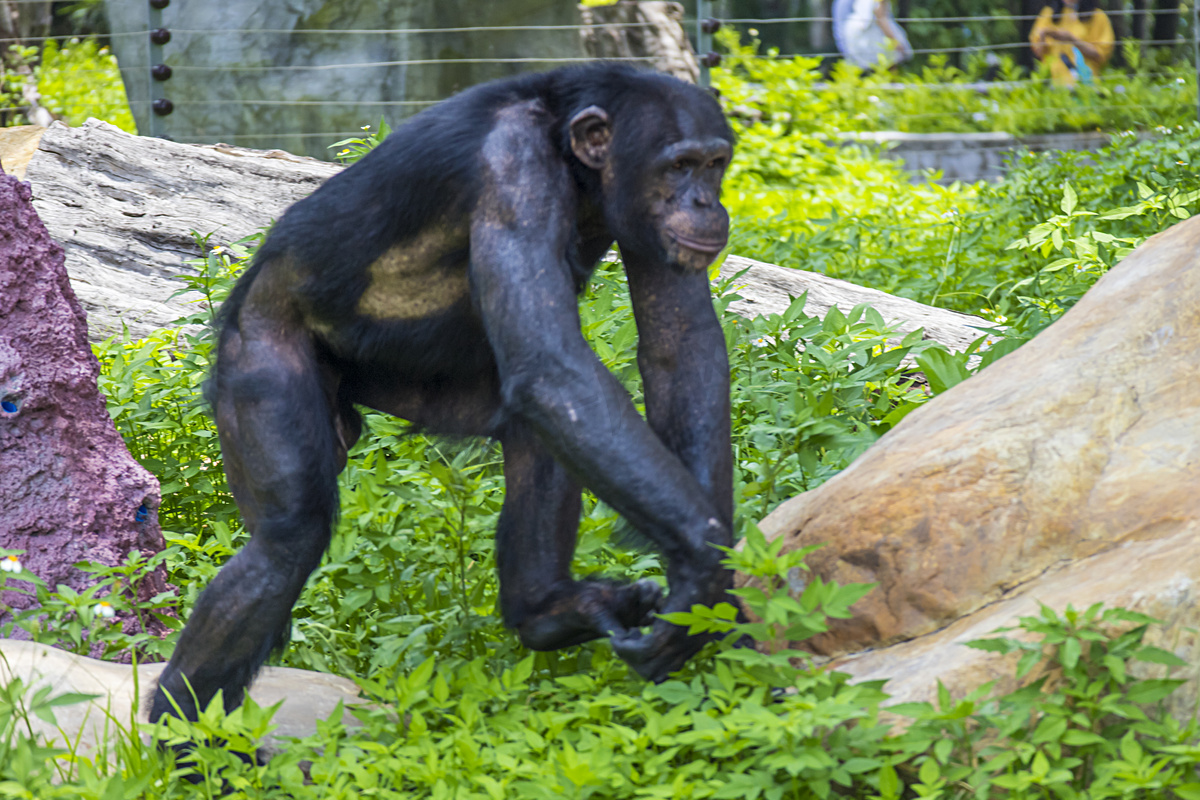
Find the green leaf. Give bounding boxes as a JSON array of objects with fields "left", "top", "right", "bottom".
[
  {"left": 1061, "top": 729, "right": 1107, "bottom": 747},
  {"left": 965, "top": 637, "right": 1017, "bottom": 654},
  {"left": 877, "top": 764, "right": 902, "bottom": 799},
  {"left": 1125, "top": 678, "right": 1185, "bottom": 704},
  {"left": 915, "top": 348, "right": 971, "bottom": 395},
  {"left": 1017, "top": 649, "right": 1043, "bottom": 679},
  {"left": 1061, "top": 182, "right": 1078, "bottom": 215},
  {"left": 1031, "top": 750, "right": 1050, "bottom": 778},
  {"left": 1031, "top": 716, "right": 1067, "bottom": 744},
  {"left": 1040, "top": 257, "right": 1078, "bottom": 273},
  {"left": 1060, "top": 637, "right": 1081, "bottom": 670},
  {"left": 1119, "top": 732, "right": 1143, "bottom": 763},
  {"left": 1132, "top": 646, "right": 1188, "bottom": 667}
]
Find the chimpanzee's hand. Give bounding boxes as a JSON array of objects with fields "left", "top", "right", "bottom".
[
  {"left": 611, "top": 617, "right": 708, "bottom": 682},
  {"left": 609, "top": 567, "right": 725, "bottom": 681}
]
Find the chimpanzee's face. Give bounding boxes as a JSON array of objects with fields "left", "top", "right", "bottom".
[
  {"left": 568, "top": 93, "right": 733, "bottom": 272},
  {"left": 643, "top": 135, "right": 731, "bottom": 273}
]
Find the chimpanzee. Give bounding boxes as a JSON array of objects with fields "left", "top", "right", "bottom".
[{"left": 150, "top": 62, "right": 737, "bottom": 724}]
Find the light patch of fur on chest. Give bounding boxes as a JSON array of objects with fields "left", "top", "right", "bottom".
[{"left": 357, "top": 227, "right": 469, "bottom": 320}]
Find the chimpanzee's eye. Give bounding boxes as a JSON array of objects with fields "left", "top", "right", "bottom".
[{"left": 672, "top": 160, "right": 686, "bottom": 171}]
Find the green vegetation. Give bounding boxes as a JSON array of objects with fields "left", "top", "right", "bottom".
[
  {"left": 719, "top": 32, "right": 1198, "bottom": 137},
  {"left": 2, "top": 32, "right": 1200, "bottom": 800},
  {"left": 1, "top": 38, "right": 134, "bottom": 132},
  {"left": 35, "top": 38, "right": 136, "bottom": 132},
  {"left": 716, "top": 37, "right": 1200, "bottom": 348},
  {"left": 3, "top": 541, "right": 1199, "bottom": 798}
]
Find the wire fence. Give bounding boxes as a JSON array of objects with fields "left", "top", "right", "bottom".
[{"left": 0, "top": 1, "right": 1197, "bottom": 156}]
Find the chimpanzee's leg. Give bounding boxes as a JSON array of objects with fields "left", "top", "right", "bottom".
[
  {"left": 150, "top": 320, "right": 349, "bottom": 723},
  {"left": 497, "top": 422, "right": 663, "bottom": 650}
]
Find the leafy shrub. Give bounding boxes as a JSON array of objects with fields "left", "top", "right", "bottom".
[
  {"left": 720, "top": 58, "right": 1200, "bottom": 325},
  {"left": 4, "top": 533, "right": 1199, "bottom": 799},
  {"left": 715, "top": 31, "right": 1197, "bottom": 137},
  {"left": 34, "top": 38, "right": 135, "bottom": 132}
]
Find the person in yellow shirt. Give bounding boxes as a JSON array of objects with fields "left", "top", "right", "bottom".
[{"left": 1030, "top": 0, "right": 1115, "bottom": 86}]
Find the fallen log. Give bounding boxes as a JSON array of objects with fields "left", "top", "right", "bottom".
[
  {"left": 2, "top": 121, "right": 338, "bottom": 340},
  {"left": 1, "top": 119, "right": 989, "bottom": 348}
]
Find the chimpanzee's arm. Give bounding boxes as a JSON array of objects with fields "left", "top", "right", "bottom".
[
  {"left": 624, "top": 255, "right": 733, "bottom": 528},
  {"left": 471, "top": 102, "right": 728, "bottom": 587}
]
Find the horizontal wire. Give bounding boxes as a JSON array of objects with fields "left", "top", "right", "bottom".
[
  {"left": 169, "top": 22, "right": 655, "bottom": 35},
  {"left": 169, "top": 55, "right": 655, "bottom": 73},
  {"left": 175, "top": 99, "right": 439, "bottom": 107},
  {"left": 173, "top": 131, "right": 371, "bottom": 140},
  {"left": 882, "top": 100, "right": 1187, "bottom": 121},
  {"left": 721, "top": 8, "right": 1189, "bottom": 25},
  {"left": 738, "top": 36, "right": 1190, "bottom": 60},
  {"left": 800, "top": 72, "right": 1192, "bottom": 92},
  {"left": 0, "top": 31, "right": 144, "bottom": 44}
]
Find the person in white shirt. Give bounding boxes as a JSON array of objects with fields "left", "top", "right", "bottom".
[{"left": 833, "top": 0, "right": 912, "bottom": 70}]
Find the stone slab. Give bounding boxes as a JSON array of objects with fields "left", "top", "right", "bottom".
[{"left": 0, "top": 640, "right": 367, "bottom": 758}]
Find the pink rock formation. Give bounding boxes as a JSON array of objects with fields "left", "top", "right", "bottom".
[{"left": 0, "top": 170, "right": 168, "bottom": 623}]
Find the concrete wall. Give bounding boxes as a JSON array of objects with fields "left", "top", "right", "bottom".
[{"left": 841, "top": 130, "right": 1115, "bottom": 184}]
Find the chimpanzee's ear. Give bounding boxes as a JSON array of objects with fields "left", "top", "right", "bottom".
[{"left": 569, "top": 106, "right": 611, "bottom": 170}]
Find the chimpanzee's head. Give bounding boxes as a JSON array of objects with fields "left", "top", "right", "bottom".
[{"left": 568, "top": 77, "right": 733, "bottom": 273}]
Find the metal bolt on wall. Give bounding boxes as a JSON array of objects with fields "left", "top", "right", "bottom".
[
  {"left": 148, "top": 0, "right": 172, "bottom": 136},
  {"left": 696, "top": 0, "right": 721, "bottom": 86}
]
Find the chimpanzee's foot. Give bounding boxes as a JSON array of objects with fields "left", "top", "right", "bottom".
[{"left": 512, "top": 578, "right": 664, "bottom": 650}]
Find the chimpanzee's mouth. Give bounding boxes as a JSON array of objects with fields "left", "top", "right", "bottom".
[{"left": 670, "top": 233, "right": 727, "bottom": 255}]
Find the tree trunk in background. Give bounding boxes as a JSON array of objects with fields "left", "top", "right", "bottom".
[
  {"left": 1132, "top": 0, "right": 1149, "bottom": 45},
  {"left": 579, "top": 1, "right": 699, "bottom": 82},
  {"left": 808, "top": 0, "right": 828, "bottom": 55},
  {"left": 1152, "top": 0, "right": 1178, "bottom": 53},
  {"left": 0, "top": 1, "right": 53, "bottom": 43},
  {"left": 1015, "top": 0, "right": 1041, "bottom": 71}
]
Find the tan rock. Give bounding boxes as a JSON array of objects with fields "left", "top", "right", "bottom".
[
  {"left": 832, "top": 528, "right": 1200, "bottom": 722},
  {"left": 0, "top": 125, "right": 44, "bottom": 179},
  {"left": 0, "top": 640, "right": 367, "bottom": 758},
  {"left": 751, "top": 215, "right": 1200, "bottom": 657}
]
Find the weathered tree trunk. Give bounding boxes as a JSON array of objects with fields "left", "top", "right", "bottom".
[
  {"left": 0, "top": 0, "right": 53, "bottom": 43},
  {"left": 1152, "top": 0, "right": 1179, "bottom": 52},
  {"left": 1, "top": 120, "right": 338, "bottom": 341},
  {"left": 579, "top": 2, "right": 699, "bottom": 83}
]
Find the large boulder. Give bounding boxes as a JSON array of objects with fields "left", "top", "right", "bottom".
[
  {"left": 753, "top": 214, "right": 1200, "bottom": 676},
  {"left": 0, "top": 170, "right": 168, "bottom": 623},
  {"left": 833, "top": 529, "right": 1200, "bottom": 723}
]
